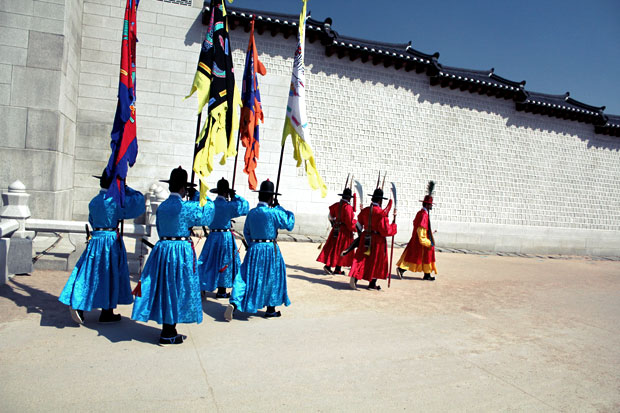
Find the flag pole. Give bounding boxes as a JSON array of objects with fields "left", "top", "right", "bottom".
[
  {"left": 231, "top": 128, "right": 242, "bottom": 190},
  {"left": 274, "top": 143, "right": 285, "bottom": 201},
  {"left": 232, "top": 15, "right": 255, "bottom": 192},
  {"left": 190, "top": 112, "right": 202, "bottom": 185}
]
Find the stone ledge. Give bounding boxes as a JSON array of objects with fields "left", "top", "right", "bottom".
[{"left": 277, "top": 237, "right": 620, "bottom": 261}]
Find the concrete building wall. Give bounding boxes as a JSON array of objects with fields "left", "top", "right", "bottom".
[
  {"left": 0, "top": 0, "right": 83, "bottom": 220},
  {"left": 8, "top": 0, "right": 620, "bottom": 255}
]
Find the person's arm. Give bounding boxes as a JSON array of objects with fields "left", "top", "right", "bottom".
[
  {"left": 343, "top": 204, "right": 357, "bottom": 232},
  {"left": 120, "top": 186, "right": 146, "bottom": 219},
  {"left": 273, "top": 205, "right": 295, "bottom": 231},
  {"left": 378, "top": 213, "right": 397, "bottom": 237},
  {"left": 243, "top": 215, "right": 254, "bottom": 247},
  {"left": 187, "top": 197, "right": 215, "bottom": 227},
  {"left": 416, "top": 214, "right": 431, "bottom": 247},
  {"left": 232, "top": 194, "right": 250, "bottom": 217}
]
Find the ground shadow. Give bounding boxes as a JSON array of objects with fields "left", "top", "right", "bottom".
[
  {"left": 286, "top": 268, "right": 352, "bottom": 291},
  {"left": 400, "top": 274, "right": 429, "bottom": 282},
  {"left": 287, "top": 264, "right": 328, "bottom": 277},
  {"left": 81, "top": 318, "right": 163, "bottom": 345},
  {"left": 201, "top": 295, "right": 256, "bottom": 322},
  {"left": 1, "top": 277, "right": 78, "bottom": 329}
]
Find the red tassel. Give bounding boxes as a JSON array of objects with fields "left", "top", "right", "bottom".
[
  {"left": 218, "top": 265, "right": 229, "bottom": 273},
  {"left": 132, "top": 280, "right": 141, "bottom": 297}
]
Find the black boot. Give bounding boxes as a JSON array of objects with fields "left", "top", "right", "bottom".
[
  {"left": 264, "top": 305, "right": 281, "bottom": 318},
  {"left": 160, "top": 323, "right": 184, "bottom": 345},
  {"left": 99, "top": 308, "right": 121, "bottom": 323},
  {"left": 216, "top": 287, "right": 230, "bottom": 299},
  {"left": 396, "top": 267, "right": 405, "bottom": 279},
  {"left": 423, "top": 273, "right": 435, "bottom": 281},
  {"left": 368, "top": 279, "right": 381, "bottom": 290}
]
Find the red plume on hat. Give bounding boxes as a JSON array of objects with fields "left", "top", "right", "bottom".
[{"left": 420, "top": 180, "right": 435, "bottom": 204}]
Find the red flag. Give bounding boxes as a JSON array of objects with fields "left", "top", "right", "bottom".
[
  {"left": 240, "top": 18, "right": 266, "bottom": 190},
  {"left": 105, "top": 0, "right": 139, "bottom": 205}
]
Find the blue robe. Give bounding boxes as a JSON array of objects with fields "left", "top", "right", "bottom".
[
  {"left": 59, "top": 187, "right": 145, "bottom": 311},
  {"left": 198, "top": 195, "right": 249, "bottom": 292},
  {"left": 230, "top": 202, "right": 295, "bottom": 313},
  {"left": 131, "top": 193, "right": 214, "bottom": 325}
]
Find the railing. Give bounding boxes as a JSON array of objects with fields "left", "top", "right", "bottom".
[{"left": 25, "top": 219, "right": 150, "bottom": 237}]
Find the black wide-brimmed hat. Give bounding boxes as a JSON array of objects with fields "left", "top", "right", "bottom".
[
  {"left": 210, "top": 177, "right": 230, "bottom": 194},
  {"left": 93, "top": 168, "right": 112, "bottom": 188},
  {"left": 338, "top": 187, "right": 353, "bottom": 199},
  {"left": 370, "top": 188, "right": 388, "bottom": 200},
  {"left": 253, "top": 179, "right": 281, "bottom": 195},
  {"left": 159, "top": 166, "right": 197, "bottom": 188}
]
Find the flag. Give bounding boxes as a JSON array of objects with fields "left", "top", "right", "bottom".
[
  {"left": 282, "top": 0, "right": 327, "bottom": 197},
  {"left": 186, "top": 0, "right": 241, "bottom": 205},
  {"left": 105, "top": 0, "right": 139, "bottom": 206},
  {"left": 240, "top": 18, "right": 266, "bottom": 190}
]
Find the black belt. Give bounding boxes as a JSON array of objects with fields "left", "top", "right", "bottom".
[
  {"left": 253, "top": 239, "right": 275, "bottom": 243},
  {"left": 210, "top": 229, "right": 230, "bottom": 232},
  {"left": 93, "top": 227, "right": 117, "bottom": 231},
  {"left": 161, "top": 236, "right": 190, "bottom": 241}
]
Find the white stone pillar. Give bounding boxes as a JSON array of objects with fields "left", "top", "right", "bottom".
[
  {"left": 0, "top": 181, "right": 34, "bottom": 283},
  {"left": 1, "top": 181, "right": 34, "bottom": 239}
]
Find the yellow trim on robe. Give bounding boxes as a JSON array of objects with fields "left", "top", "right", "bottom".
[
  {"left": 417, "top": 227, "right": 432, "bottom": 247},
  {"left": 395, "top": 225, "right": 437, "bottom": 274},
  {"left": 396, "top": 259, "right": 437, "bottom": 274}
]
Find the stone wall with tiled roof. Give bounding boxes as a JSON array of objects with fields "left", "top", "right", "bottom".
[{"left": 217, "top": 4, "right": 618, "bottom": 137}]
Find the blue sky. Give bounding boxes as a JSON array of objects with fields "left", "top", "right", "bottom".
[{"left": 228, "top": 0, "right": 620, "bottom": 115}]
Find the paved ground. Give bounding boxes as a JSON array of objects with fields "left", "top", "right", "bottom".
[{"left": 1, "top": 242, "right": 619, "bottom": 412}]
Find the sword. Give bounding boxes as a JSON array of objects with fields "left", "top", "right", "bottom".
[
  {"left": 388, "top": 182, "right": 398, "bottom": 287},
  {"left": 84, "top": 223, "right": 91, "bottom": 244},
  {"left": 353, "top": 179, "right": 363, "bottom": 210}
]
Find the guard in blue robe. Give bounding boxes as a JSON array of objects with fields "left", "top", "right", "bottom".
[
  {"left": 131, "top": 167, "right": 214, "bottom": 345},
  {"left": 198, "top": 178, "right": 249, "bottom": 298},
  {"left": 225, "top": 180, "right": 295, "bottom": 320},
  {"left": 59, "top": 171, "right": 145, "bottom": 324}
]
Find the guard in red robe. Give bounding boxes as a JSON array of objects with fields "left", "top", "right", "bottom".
[
  {"left": 316, "top": 188, "right": 356, "bottom": 275},
  {"left": 348, "top": 188, "right": 397, "bottom": 290},
  {"left": 396, "top": 182, "right": 437, "bottom": 280}
]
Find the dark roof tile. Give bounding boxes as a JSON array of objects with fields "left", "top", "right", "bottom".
[{"left": 204, "top": 2, "right": 618, "bottom": 136}]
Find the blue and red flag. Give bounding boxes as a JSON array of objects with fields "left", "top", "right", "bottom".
[
  {"left": 105, "top": 0, "right": 139, "bottom": 205},
  {"left": 240, "top": 17, "right": 266, "bottom": 190}
]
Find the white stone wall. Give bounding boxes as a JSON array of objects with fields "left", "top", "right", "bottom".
[
  {"left": 0, "top": 0, "right": 82, "bottom": 220},
  {"left": 71, "top": 0, "right": 620, "bottom": 255}
]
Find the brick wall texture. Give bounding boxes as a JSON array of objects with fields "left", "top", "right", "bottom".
[{"left": 4, "top": 0, "right": 620, "bottom": 255}]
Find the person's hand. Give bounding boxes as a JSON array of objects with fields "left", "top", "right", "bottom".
[{"left": 229, "top": 189, "right": 236, "bottom": 199}]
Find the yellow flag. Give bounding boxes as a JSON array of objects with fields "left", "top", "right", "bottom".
[{"left": 281, "top": 0, "right": 327, "bottom": 197}]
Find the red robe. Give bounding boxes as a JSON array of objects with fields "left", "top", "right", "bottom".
[
  {"left": 349, "top": 203, "right": 397, "bottom": 281},
  {"left": 397, "top": 208, "right": 437, "bottom": 274},
  {"left": 317, "top": 201, "right": 356, "bottom": 267}
]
